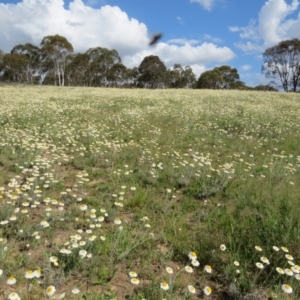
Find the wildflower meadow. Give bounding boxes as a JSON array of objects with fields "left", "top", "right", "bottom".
[{"left": 0, "top": 86, "right": 300, "bottom": 299}]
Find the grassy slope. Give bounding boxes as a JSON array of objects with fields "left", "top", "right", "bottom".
[{"left": 0, "top": 86, "right": 299, "bottom": 299}]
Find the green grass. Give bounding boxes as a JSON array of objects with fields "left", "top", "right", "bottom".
[{"left": 0, "top": 86, "right": 300, "bottom": 299}]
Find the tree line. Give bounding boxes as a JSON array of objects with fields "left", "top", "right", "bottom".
[
  {"left": 0, "top": 34, "right": 197, "bottom": 88},
  {"left": 0, "top": 34, "right": 299, "bottom": 91}
]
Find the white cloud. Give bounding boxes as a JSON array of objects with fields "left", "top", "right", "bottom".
[
  {"left": 123, "top": 42, "right": 235, "bottom": 69},
  {"left": 0, "top": 0, "right": 148, "bottom": 55},
  {"left": 0, "top": 0, "right": 235, "bottom": 75},
  {"left": 228, "top": 26, "right": 240, "bottom": 32},
  {"left": 234, "top": 41, "right": 264, "bottom": 52},
  {"left": 203, "top": 34, "right": 222, "bottom": 43},
  {"left": 241, "top": 64, "right": 252, "bottom": 71},
  {"left": 166, "top": 38, "right": 199, "bottom": 45},
  {"left": 190, "top": 0, "right": 216, "bottom": 11},
  {"left": 258, "top": 0, "right": 299, "bottom": 45},
  {"left": 189, "top": 64, "right": 207, "bottom": 78},
  {"left": 231, "top": 0, "right": 300, "bottom": 52},
  {"left": 238, "top": 20, "right": 259, "bottom": 40}
]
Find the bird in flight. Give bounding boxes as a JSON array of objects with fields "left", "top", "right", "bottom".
[{"left": 149, "top": 33, "right": 163, "bottom": 46}]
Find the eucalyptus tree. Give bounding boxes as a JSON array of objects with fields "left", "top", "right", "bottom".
[
  {"left": 166, "top": 64, "right": 183, "bottom": 88},
  {"left": 138, "top": 55, "right": 167, "bottom": 88},
  {"left": 217, "top": 65, "right": 240, "bottom": 89},
  {"left": 166, "top": 64, "right": 196, "bottom": 88},
  {"left": 85, "top": 47, "right": 121, "bottom": 86},
  {"left": 0, "top": 49, "right": 4, "bottom": 65},
  {"left": 262, "top": 38, "right": 300, "bottom": 92},
  {"left": 11, "top": 43, "right": 41, "bottom": 84},
  {"left": 40, "top": 35, "right": 73, "bottom": 86},
  {"left": 125, "top": 67, "right": 139, "bottom": 87},
  {"left": 196, "top": 66, "right": 240, "bottom": 90},
  {"left": 231, "top": 80, "right": 250, "bottom": 90},
  {"left": 181, "top": 66, "right": 196, "bottom": 88},
  {"left": 65, "top": 53, "right": 89, "bottom": 86},
  {"left": 196, "top": 69, "right": 224, "bottom": 89},
  {"left": 0, "top": 53, "right": 29, "bottom": 83},
  {"left": 107, "top": 63, "right": 127, "bottom": 87}
]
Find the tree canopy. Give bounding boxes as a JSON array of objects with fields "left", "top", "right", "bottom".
[
  {"left": 138, "top": 55, "right": 167, "bottom": 88},
  {"left": 166, "top": 64, "right": 196, "bottom": 88},
  {"left": 11, "top": 43, "right": 41, "bottom": 84},
  {"left": 262, "top": 38, "right": 300, "bottom": 92},
  {"left": 0, "top": 53, "right": 29, "bottom": 83},
  {"left": 85, "top": 47, "right": 121, "bottom": 86},
  {"left": 3, "top": 33, "right": 296, "bottom": 91},
  {"left": 40, "top": 34, "right": 74, "bottom": 86},
  {"left": 217, "top": 65, "right": 240, "bottom": 89},
  {"left": 196, "top": 68, "right": 223, "bottom": 89},
  {"left": 196, "top": 66, "right": 240, "bottom": 89}
]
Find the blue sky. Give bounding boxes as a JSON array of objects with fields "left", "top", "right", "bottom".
[{"left": 1, "top": 0, "right": 300, "bottom": 86}]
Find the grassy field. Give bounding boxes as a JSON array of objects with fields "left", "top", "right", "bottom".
[{"left": 0, "top": 86, "right": 300, "bottom": 300}]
